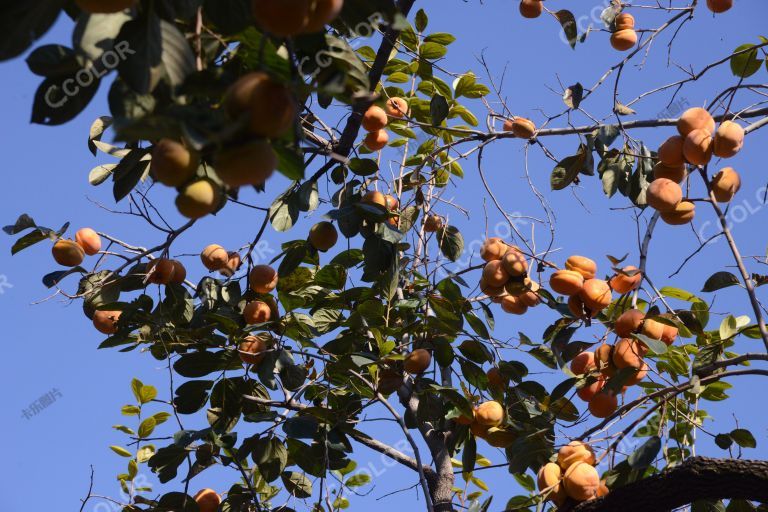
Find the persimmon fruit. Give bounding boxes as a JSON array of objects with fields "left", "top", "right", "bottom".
[
  {"left": 201, "top": 245, "right": 229, "bottom": 271},
  {"left": 52, "top": 239, "right": 85, "bottom": 267},
  {"left": 309, "top": 221, "right": 339, "bottom": 252},
  {"left": 404, "top": 348, "right": 432, "bottom": 374},
  {"left": 151, "top": 139, "right": 198, "bottom": 187},
  {"left": 249, "top": 265, "right": 278, "bottom": 293},
  {"left": 75, "top": 227, "right": 102, "bottom": 256}
]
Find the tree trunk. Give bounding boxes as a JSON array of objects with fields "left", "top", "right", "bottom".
[
  {"left": 427, "top": 457, "right": 455, "bottom": 512},
  {"left": 565, "top": 457, "right": 768, "bottom": 512}
]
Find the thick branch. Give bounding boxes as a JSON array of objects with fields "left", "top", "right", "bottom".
[
  {"left": 308, "top": 0, "right": 416, "bottom": 182},
  {"left": 348, "top": 429, "right": 426, "bottom": 473},
  {"left": 568, "top": 457, "right": 768, "bottom": 512}
]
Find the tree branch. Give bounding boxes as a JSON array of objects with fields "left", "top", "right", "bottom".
[{"left": 567, "top": 457, "right": 768, "bottom": 512}]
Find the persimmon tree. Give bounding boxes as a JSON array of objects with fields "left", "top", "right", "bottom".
[{"left": 3, "top": 1, "right": 768, "bottom": 511}]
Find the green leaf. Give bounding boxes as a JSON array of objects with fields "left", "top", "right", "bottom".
[
  {"left": 632, "top": 333, "right": 668, "bottom": 355},
  {"left": 138, "top": 418, "right": 156, "bottom": 439},
  {"left": 628, "top": 436, "right": 661, "bottom": 469},
  {"left": 702, "top": 271, "right": 740, "bottom": 292},
  {"left": 414, "top": 9, "right": 429, "bottom": 32},
  {"left": 122, "top": 405, "right": 141, "bottom": 416},
  {"left": 281, "top": 471, "right": 313, "bottom": 498},
  {"left": 113, "top": 425, "right": 136, "bottom": 435},
  {"left": 425, "top": 33, "right": 456, "bottom": 45},
  {"left": 139, "top": 385, "right": 157, "bottom": 404},
  {"left": 730, "top": 44, "right": 762, "bottom": 78},
  {"left": 437, "top": 225, "right": 464, "bottom": 262},
  {"left": 430, "top": 94, "right": 450, "bottom": 126},
  {"left": 715, "top": 433, "right": 733, "bottom": 450},
  {"left": 110, "top": 445, "right": 133, "bottom": 458},
  {"left": 462, "top": 435, "right": 477, "bottom": 474},
  {"left": 3, "top": 214, "right": 37, "bottom": 235},
  {"left": 131, "top": 378, "right": 144, "bottom": 404},
  {"left": 563, "top": 83, "right": 584, "bottom": 109},
  {"left": 551, "top": 145, "right": 589, "bottom": 190},
  {"left": 349, "top": 158, "right": 379, "bottom": 176},
  {"left": 556, "top": 10, "right": 578, "bottom": 49},
  {"left": 730, "top": 428, "right": 757, "bottom": 448},
  {"left": 345, "top": 473, "right": 372, "bottom": 487},
  {"left": 269, "top": 189, "right": 300, "bottom": 233},
  {"left": 420, "top": 42, "right": 447, "bottom": 60}
]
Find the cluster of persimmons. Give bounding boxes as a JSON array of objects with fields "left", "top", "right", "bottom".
[
  {"left": 537, "top": 441, "right": 608, "bottom": 506},
  {"left": 361, "top": 97, "right": 409, "bottom": 151},
  {"left": 519, "top": 2, "right": 732, "bottom": 53},
  {"left": 649, "top": 107, "right": 745, "bottom": 225},
  {"left": 82, "top": 0, "right": 347, "bottom": 221},
  {"left": 478, "top": 238, "right": 543, "bottom": 316}
]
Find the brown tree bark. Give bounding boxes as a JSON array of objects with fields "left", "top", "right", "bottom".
[{"left": 564, "top": 457, "right": 768, "bottom": 512}]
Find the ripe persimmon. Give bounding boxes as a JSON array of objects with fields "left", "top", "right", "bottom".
[
  {"left": 537, "top": 462, "right": 567, "bottom": 506},
  {"left": 660, "top": 201, "right": 695, "bottom": 225},
  {"left": 677, "top": 107, "right": 715, "bottom": 137},
  {"left": 201, "top": 245, "right": 229, "bottom": 271},
  {"left": 610, "top": 29, "right": 637, "bottom": 51},
  {"left": 589, "top": 391, "right": 619, "bottom": 418},
  {"left": 570, "top": 351, "right": 596, "bottom": 376},
  {"left": 252, "top": 0, "right": 312, "bottom": 37},
  {"left": 480, "top": 238, "right": 508, "bottom": 262},
  {"left": 564, "top": 462, "right": 600, "bottom": 501},
  {"left": 579, "top": 279, "right": 612, "bottom": 312},
  {"left": 243, "top": 300, "right": 271, "bottom": 324},
  {"left": 214, "top": 141, "right": 277, "bottom": 187},
  {"left": 657, "top": 135, "right": 686, "bottom": 167},
  {"left": 75, "top": 228, "right": 102, "bottom": 256},
  {"left": 93, "top": 310, "right": 122, "bottom": 335},
  {"left": 557, "top": 441, "right": 595, "bottom": 469},
  {"left": 194, "top": 489, "right": 221, "bottom": 512},
  {"left": 474, "top": 401, "right": 505, "bottom": 427},
  {"left": 404, "top": 349, "right": 432, "bottom": 374},
  {"left": 566, "top": 255, "right": 597, "bottom": 280},
  {"left": 309, "top": 221, "right": 339, "bottom": 252},
  {"left": 303, "top": 0, "right": 344, "bottom": 33},
  {"left": 385, "top": 97, "right": 409, "bottom": 118},
  {"left": 519, "top": 0, "right": 543, "bottom": 18},
  {"left": 249, "top": 265, "right": 278, "bottom": 293},
  {"left": 646, "top": 178, "right": 682, "bottom": 212},
  {"left": 146, "top": 259, "right": 176, "bottom": 285},
  {"left": 610, "top": 266, "right": 642, "bottom": 294},
  {"left": 500, "top": 295, "right": 528, "bottom": 315},
  {"left": 364, "top": 130, "right": 389, "bottom": 151},
  {"left": 711, "top": 167, "right": 741, "bottom": 203},
  {"left": 683, "top": 128, "right": 714, "bottom": 166},
  {"left": 239, "top": 335, "right": 268, "bottom": 365},
  {"left": 713, "top": 120, "right": 744, "bottom": 158},
  {"left": 362, "top": 105, "right": 388, "bottom": 132},
  {"left": 614, "top": 309, "right": 645, "bottom": 338},
  {"left": 224, "top": 71, "right": 296, "bottom": 138},
  {"left": 52, "top": 239, "right": 85, "bottom": 267},
  {"left": 151, "top": 139, "right": 198, "bottom": 187},
  {"left": 176, "top": 179, "right": 222, "bottom": 219},
  {"left": 550, "top": 269, "right": 585, "bottom": 296}
]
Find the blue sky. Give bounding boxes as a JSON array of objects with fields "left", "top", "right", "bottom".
[{"left": 1, "top": 1, "right": 768, "bottom": 511}]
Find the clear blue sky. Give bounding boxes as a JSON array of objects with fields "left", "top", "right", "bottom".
[{"left": 1, "top": 2, "right": 767, "bottom": 511}]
